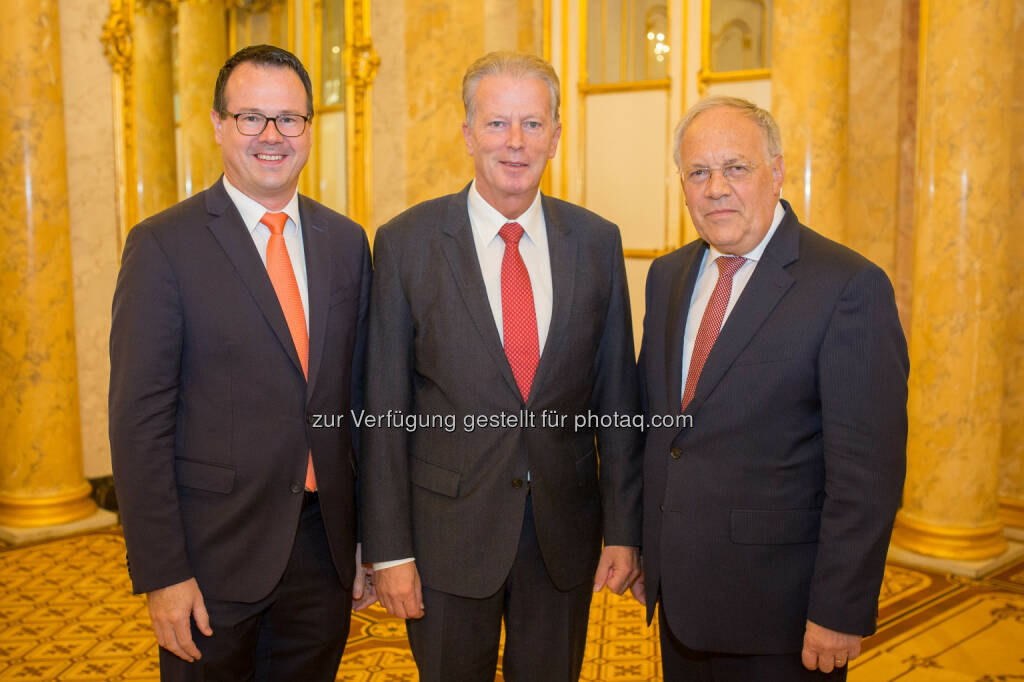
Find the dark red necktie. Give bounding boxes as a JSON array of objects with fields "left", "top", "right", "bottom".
[
  {"left": 681, "top": 255, "right": 746, "bottom": 411},
  {"left": 499, "top": 222, "right": 540, "bottom": 401}
]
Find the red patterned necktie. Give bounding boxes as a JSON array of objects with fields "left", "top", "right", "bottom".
[
  {"left": 499, "top": 222, "right": 540, "bottom": 401},
  {"left": 261, "top": 211, "right": 316, "bottom": 491},
  {"left": 681, "top": 255, "right": 747, "bottom": 412}
]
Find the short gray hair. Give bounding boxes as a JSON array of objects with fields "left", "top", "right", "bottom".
[
  {"left": 462, "top": 51, "right": 561, "bottom": 124},
  {"left": 672, "top": 96, "right": 782, "bottom": 171}
]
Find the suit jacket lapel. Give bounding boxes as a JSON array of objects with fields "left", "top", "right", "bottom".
[
  {"left": 301, "top": 195, "right": 331, "bottom": 402},
  {"left": 666, "top": 244, "right": 706, "bottom": 411},
  {"left": 686, "top": 208, "right": 800, "bottom": 413},
  {"left": 528, "top": 195, "right": 577, "bottom": 406},
  {"left": 204, "top": 180, "right": 306, "bottom": 381},
  {"left": 440, "top": 185, "right": 521, "bottom": 400}
]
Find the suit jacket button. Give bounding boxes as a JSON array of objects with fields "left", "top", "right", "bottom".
[
  {"left": 659, "top": 504, "right": 665, "bottom": 511},
  {"left": 511, "top": 479, "right": 524, "bottom": 488},
  {"left": 670, "top": 447, "right": 683, "bottom": 459},
  {"left": 305, "top": 413, "right": 314, "bottom": 424},
  {"left": 290, "top": 483, "right": 303, "bottom": 494}
]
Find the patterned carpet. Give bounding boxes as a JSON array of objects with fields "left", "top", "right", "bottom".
[{"left": 0, "top": 528, "right": 1022, "bottom": 681}]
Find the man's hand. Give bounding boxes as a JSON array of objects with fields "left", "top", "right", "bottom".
[
  {"left": 375, "top": 561, "right": 424, "bottom": 619},
  {"left": 801, "top": 620, "right": 862, "bottom": 673},
  {"left": 146, "top": 577, "right": 212, "bottom": 662},
  {"left": 351, "top": 543, "right": 377, "bottom": 611},
  {"left": 592, "top": 545, "right": 641, "bottom": 595}
]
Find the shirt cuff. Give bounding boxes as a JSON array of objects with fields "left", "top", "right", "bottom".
[{"left": 373, "top": 557, "right": 415, "bottom": 570}]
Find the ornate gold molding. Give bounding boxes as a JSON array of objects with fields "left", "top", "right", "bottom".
[
  {"left": 102, "top": 0, "right": 136, "bottom": 242},
  {"left": 892, "top": 511, "right": 1008, "bottom": 561},
  {"left": 345, "top": 0, "right": 378, "bottom": 228}
]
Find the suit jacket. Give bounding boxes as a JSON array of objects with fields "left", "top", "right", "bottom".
[
  {"left": 638, "top": 200, "right": 908, "bottom": 654},
  {"left": 360, "top": 184, "right": 643, "bottom": 597},
  {"left": 109, "top": 178, "right": 371, "bottom": 602}
]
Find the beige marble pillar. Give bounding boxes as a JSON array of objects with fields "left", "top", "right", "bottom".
[
  {"left": 999, "top": 0, "right": 1024, "bottom": 533},
  {"left": 892, "top": 0, "right": 1015, "bottom": 559},
  {"left": 770, "top": 0, "right": 848, "bottom": 243},
  {"left": 0, "top": 0, "right": 97, "bottom": 528},
  {"left": 135, "top": 0, "right": 179, "bottom": 219},
  {"left": 178, "top": 0, "right": 228, "bottom": 196}
]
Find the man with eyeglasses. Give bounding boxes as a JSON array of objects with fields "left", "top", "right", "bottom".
[
  {"left": 110, "top": 44, "right": 372, "bottom": 681},
  {"left": 634, "top": 96, "right": 908, "bottom": 680}
]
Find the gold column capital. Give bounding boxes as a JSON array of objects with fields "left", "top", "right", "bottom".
[
  {"left": 137, "top": 0, "right": 179, "bottom": 15},
  {"left": 226, "top": 0, "right": 284, "bottom": 12}
]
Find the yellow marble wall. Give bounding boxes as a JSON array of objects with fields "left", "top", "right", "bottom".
[
  {"left": 770, "top": 0, "right": 848, "bottom": 243},
  {"left": 403, "top": 2, "right": 484, "bottom": 206},
  {"left": 369, "top": 0, "right": 544, "bottom": 224},
  {"left": 134, "top": 2, "right": 178, "bottom": 220},
  {"left": 895, "top": 0, "right": 1015, "bottom": 559},
  {"left": 484, "top": 0, "right": 543, "bottom": 55},
  {"left": 177, "top": 0, "right": 228, "bottom": 197},
  {"left": 370, "top": 0, "right": 407, "bottom": 228},
  {"left": 0, "top": 0, "right": 95, "bottom": 523},
  {"left": 999, "top": 0, "right": 1024, "bottom": 526},
  {"left": 846, "top": 0, "right": 901, "bottom": 281},
  {"left": 59, "top": 0, "right": 122, "bottom": 479}
]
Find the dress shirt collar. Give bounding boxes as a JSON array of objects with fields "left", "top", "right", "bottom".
[
  {"left": 222, "top": 175, "right": 301, "bottom": 236},
  {"left": 467, "top": 180, "right": 545, "bottom": 246},
  {"left": 705, "top": 201, "right": 786, "bottom": 264}
]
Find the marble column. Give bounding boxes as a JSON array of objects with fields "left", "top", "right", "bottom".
[
  {"left": 770, "top": 0, "right": 848, "bottom": 243},
  {"left": 177, "top": 0, "right": 228, "bottom": 197},
  {"left": 0, "top": 0, "right": 97, "bottom": 528},
  {"left": 135, "top": 0, "right": 179, "bottom": 219},
  {"left": 999, "top": 0, "right": 1024, "bottom": 533},
  {"left": 892, "top": 0, "right": 1015, "bottom": 559}
]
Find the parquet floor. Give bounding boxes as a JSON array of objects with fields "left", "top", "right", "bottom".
[{"left": 1, "top": 528, "right": 1022, "bottom": 681}]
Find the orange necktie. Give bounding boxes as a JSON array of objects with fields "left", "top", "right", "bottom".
[{"left": 261, "top": 211, "right": 316, "bottom": 491}]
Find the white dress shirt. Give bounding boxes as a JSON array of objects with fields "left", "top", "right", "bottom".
[
  {"left": 467, "top": 180, "right": 554, "bottom": 350},
  {"left": 222, "top": 176, "right": 309, "bottom": 331},
  {"left": 681, "top": 202, "right": 786, "bottom": 400},
  {"left": 373, "top": 181, "right": 555, "bottom": 571}
]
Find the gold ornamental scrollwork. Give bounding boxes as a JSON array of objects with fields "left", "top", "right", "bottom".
[
  {"left": 103, "top": 0, "right": 137, "bottom": 242},
  {"left": 101, "top": 3, "right": 133, "bottom": 73},
  {"left": 350, "top": 41, "right": 380, "bottom": 88}
]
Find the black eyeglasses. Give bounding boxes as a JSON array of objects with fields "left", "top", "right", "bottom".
[{"left": 223, "top": 111, "right": 312, "bottom": 137}]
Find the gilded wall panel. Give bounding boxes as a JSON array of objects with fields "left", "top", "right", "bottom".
[{"left": 59, "top": 0, "right": 121, "bottom": 479}]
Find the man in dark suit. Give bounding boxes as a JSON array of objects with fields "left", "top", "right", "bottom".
[
  {"left": 109, "top": 45, "right": 372, "bottom": 681},
  {"left": 360, "top": 52, "right": 643, "bottom": 681},
  {"left": 636, "top": 96, "right": 908, "bottom": 680}
]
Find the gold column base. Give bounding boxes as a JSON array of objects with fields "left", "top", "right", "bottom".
[
  {"left": 0, "top": 482, "right": 97, "bottom": 528},
  {"left": 999, "top": 497, "right": 1024, "bottom": 530},
  {"left": 892, "top": 511, "right": 1007, "bottom": 561}
]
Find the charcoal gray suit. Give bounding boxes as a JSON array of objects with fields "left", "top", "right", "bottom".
[
  {"left": 360, "top": 183, "right": 642, "bottom": 679},
  {"left": 638, "top": 200, "right": 908, "bottom": 666}
]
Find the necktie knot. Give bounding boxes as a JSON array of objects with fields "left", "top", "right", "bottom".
[
  {"left": 260, "top": 211, "right": 288, "bottom": 236},
  {"left": 716, "top": 255, "right": 746, "bottom": 278},
  {"left": 499, "top": 222, "right": 525, "bottom": 247}
]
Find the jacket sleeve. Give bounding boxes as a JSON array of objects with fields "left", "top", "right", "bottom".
[
  {"left": 807, "top": 264, "right": 909, "bottom": 635},
  {"left": 359, "top": 226, "right": 417, "bottom": 563},
  {"left": 591, "top": 227, "right": 644, "bottom": 547},
  {"left": 108, "top": 226, "right": 193, "bottom": 595}
]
